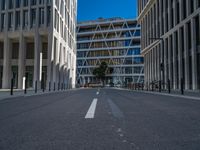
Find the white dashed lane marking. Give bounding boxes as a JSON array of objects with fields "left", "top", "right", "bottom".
[{"left": 85, "top": 98, "right": 98, "bottom": 119}]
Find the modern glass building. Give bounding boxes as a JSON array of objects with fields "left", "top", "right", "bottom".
[
  {"left": 76, "top": 18, "right": 144, "bottom": 86},
  {"left": 138, "top": 0, "right": 200, "bottom": 90},
  {"left": 0, "top": 0, "right": 77, "bottom": 89}
]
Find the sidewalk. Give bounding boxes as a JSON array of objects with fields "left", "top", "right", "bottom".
[
  {"left": 0, "top": 89, "right": 69, "bottom": 101},
  {"left": 115, "top": 87, "right": 200, "bottom": 100}
]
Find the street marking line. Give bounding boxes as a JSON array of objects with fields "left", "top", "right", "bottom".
[
  {"left": 107, "top": 98, "right": 124, "bottom": 118},
  {"left": 85, "top": 98, "right": 98, "bottom": 119}
]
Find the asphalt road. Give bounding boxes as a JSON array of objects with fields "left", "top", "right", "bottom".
[{"left": 0, "top": 88, "right": 200, "bottom": 150}]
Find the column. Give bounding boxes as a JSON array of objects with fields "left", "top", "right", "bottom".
[
  {"left": 179, "top": 0, "right": 184, "bottom": 21},
  {"left": 164, "top": 39, "right": 168, "bottom": 89},
  {"left": 173, "top": 0, "right": 178, "bottom": 26},
  {"left": 2, "top": 37, "right": 11, "bottom": 89},
  {"left": 53, "top": 38, "right": 59, "bottom": 88},
  {"left": 44, "top": 0, "right": 48, "bottom": 27},
  {"left": 33, "top": 32, "right": 42, "bottom": 89},
  {"left": 163, "top": 0, "right": 167, "bottom": 33},
  {"left": 46, "top": 33, "right": 53, "bottom": 89},
  {"left": 149, "top": 51, "right": 152, "bottom": 83},
  {"left": 172, "top": 33, "right": 178, "bottom": 89},
  {"left": 147, "top": 52, "right": 150, "bottom": 88},
  {"left": 168, "top": 0, "right": 172, "bottom": 30},
  {"left": 159, "top": 0, "right": 163, "bottom": 37},
  {"left": 184, "top": 24, "right": 190, "bottom": 90},
  {"left": 18, "top": 34, "right": 26, "bottom": 89},
  {"left": 157, "top": 45, "right": 161, "bottom": 81},
  {"left": 144, "top": 54, "right": 147, "bottom": 87},
  {"left": 186, "top": 0, "right": 191, "bottom": 16},
  {"left": 177, "top": 29, "right": 183, "bottom": 89},
  {"left": 160, "top": 42, "right": 164, "bottom": 87},
  {"left": 168, "top": 35, "right": 172, "bottom": 87},
  {"left": 155, "top": 47, "right": 157, "bottom": 80},
  {"left": 191, "top": 18, "right": 198, "bottom": 90}
]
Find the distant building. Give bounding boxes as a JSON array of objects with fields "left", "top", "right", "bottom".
[
  {"left": 0, "top": 0, "right": 77, "bottom": 89},
  {"left": 138, "top": 0, "right": 200, "bottom": 90},
  {"left": 76, "top": 18, "right": 144, "bottom": 86}
]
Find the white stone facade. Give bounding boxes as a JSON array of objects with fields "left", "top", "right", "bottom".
[
  {"left": 138, "top": 0, "right": 200, "bottom": 90},
  {"left": 0, "top": 0, "right": 77, "bottom": 89}
]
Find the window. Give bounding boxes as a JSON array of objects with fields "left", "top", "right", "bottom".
[
  {"left": 23, "top": 0, "right": 28, "bottom": 6},
  {"left": 199, "top": 0, "right": 200, "bottom": 7},
  {"left": 47, "top": 0, "right": 51, "bottom": 4},
  {"left": 1, "top": 14, "right": 5, "bottom": 30},
  {"left": 31, "top": 9, "right": 36, "bottom": 27},
  {"left": 195, "top": 16, "right": 200, "bottom": 46},
  {"left": 134, "top": 30, "right": 141, "bottom": 36},
  {"left": 1, "top": 0, "right": 6, "bottom": 10},
  {"left": 26, "top": 43, "right": 34, "bottom": 59},
  {"left": 31, "top": 0, "right": 36, "bottom": 5},
  {"left": 16, "top": 0, "right": 21, "bottom": 8},
  {"left": 39, "top": 8, "right": 45, "bottom": 25},
  {"left": 47, "top": 7, "right": 51, "bottom": 26},
  {"left": 39, "top": 0, "right": 45, "bottom": 4},
  {"left": 23, "top": 10, "right": 28, "bottom": 28},
  {"left": 12, "top": 43, "right": 19, "bottom": 59},
  {"left": 0, "top": 43, "right": 3, "bottom": 59},
  {"left": 15, "top": 11, "right": 21, "bottom": 28},
  {"left": 9, "top": 0, "right": 14, "bottom": 9},
  {"left": 8, "top": 13, "right": 13, "bottom": 29}
]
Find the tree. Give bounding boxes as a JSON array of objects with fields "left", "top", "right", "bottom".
[{"left": 93, "top": 61, "right": 108, "bottom": 84}]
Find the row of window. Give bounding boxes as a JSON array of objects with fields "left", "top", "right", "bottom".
[
  {"left": 78, "top": 23, "right": 139, "bottom": 33},
  {"left": 1, "top": 0, "right": 51, "bottom": 10},
  {"left": 78, "top": 66, "right": 144, "bottom": 75},
  {"left": 77, "top": 41, "right": 141, "bottom": 49},
  {"left": 0, "top": 7, "right": 51, "bottom": 30},
  {"left": 77, "top": 30, "right": 141, "bottom": 42},
  {"left": 77, "top": 57, "right": 144, "bottom": 66},
  {"left": 0, "top": 42, "right": 48, "bottom": 59},
  {"left": 77, "top": 48, "right": 141, "bottom": 58}
]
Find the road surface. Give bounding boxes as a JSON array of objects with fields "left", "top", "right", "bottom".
[{"left": 0, "top": 88, "right": 200, "bottom": 150}]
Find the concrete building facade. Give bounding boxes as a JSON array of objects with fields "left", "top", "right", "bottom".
[
  {"left": 0, "top": 0, "right": 77, "bottom": 89},
  {"left": 76, "top": 18, "right": 144, "bottom": 86},
  {"left": 138, "top": 0, "right": 200, "bottom": 90}
]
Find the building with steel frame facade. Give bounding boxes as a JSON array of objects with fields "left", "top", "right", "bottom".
[
  {"left": 138, "top": 0, "right": 200, "bottom": 90},
  {"left": 0, "top": 0, "right": 77, "bottom": 89},
  {"left": 76, "top": 18, "right": 144, "bottom": 86}
]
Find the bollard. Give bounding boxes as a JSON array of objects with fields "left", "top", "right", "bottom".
[
  {"left": 54, "top": 82, "right": 55, "bottom": 91},
  {"left": 181, "top": 78, "right": 184, "bottom": 95},
  {"left": 24, "top": 78, "right": 27, "bottom": 94},
  {"left": 42, "top": 82, "right": 45, "bottom": 92},
  {"left": 168, "top": 79, "right": 171, "bottom": 93},
  {"left": 10, "top": 78, "right": 14, "bottom": 95},
  {"left": 159, "top": 80, "right": 161, "bottom": 92},
  {"left": 35, "top": 81, "right": 37, "bottom": 93},
  {"left": 49, "top": 82, "right": 51, "bottom": 91}
]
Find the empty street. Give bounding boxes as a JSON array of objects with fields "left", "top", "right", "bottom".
[{"left": 0, "top": 88, "right": 200, "bottom": 150}]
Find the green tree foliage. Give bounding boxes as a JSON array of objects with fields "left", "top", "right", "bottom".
[{"left": 93, "top": 62, "right": 108, "bottom": 82}]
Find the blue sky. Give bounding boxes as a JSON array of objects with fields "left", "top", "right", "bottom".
[{"left": 77, "top": 0, "right": 138, "bottom": 22}]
